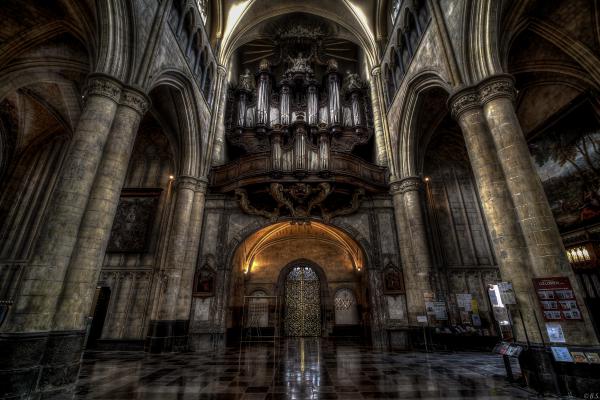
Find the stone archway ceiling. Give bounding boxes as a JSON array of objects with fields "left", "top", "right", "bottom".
[
  {"left": 240, "top": 221, "right": 364, "bottom": 274},
  {"left": 218, "top": 0, "right": 378, "bottom": 66}
]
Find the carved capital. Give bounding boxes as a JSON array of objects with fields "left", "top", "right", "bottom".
[
  {"left": 478, "top": 74, "right": 516, "bottom": 105},
  {"left": 217, "top": 64, "right": 227, "bottom": 77},
  {"left": 85, "top": 74, "right": 122, "bottom": 103},
  {"left": 371, "top": 65, "right": 382, "bottom": 77},
  {"left": 389, "top": 176, "right": 423, "bottom": 195},
  {"left": 175, "top": 175, "right": 202, "bottom": 192},
  {"left": 195, "top": 178, "right": 209, "bottom": 193},
  {"left": 448, "top": 87, "right": 480, "bottom": 120},
  {"left": 119, "top": 87, "right": 150, "bottom": 116}
]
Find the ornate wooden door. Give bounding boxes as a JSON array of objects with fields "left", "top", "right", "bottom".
[{"left": 284, "top": 265, "right": 321, "bottom": 336}]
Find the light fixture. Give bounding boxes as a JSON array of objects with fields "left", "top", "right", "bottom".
[
  {"left": 169, "top": 175, "right": 175, "bottom": 180},
  {"left": 424, "top": 177, "right": 430, "bottom": 182}
]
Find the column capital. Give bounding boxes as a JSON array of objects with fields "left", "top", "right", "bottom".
[
  {"left": 448, "top": 87, "right": 480, "bottom": 120},
  {"left": 175, "top": 175, "right": 208, "bottom": 193},
  {"left": 119, "top": 87, "right": 151, "bottom": 116},
  {"left": 478, "top": 74, "right": 516, "bottom": 105},
  {"left": 85, "top": 73, "right": 122, "bottom": 103},
  {"left": 216, "top": 64, "right": 227, "bottom": 77},
  {"left": 389, "top": 176, "right": 423, "bottom": 195},
  {"left": 371, "top": 65, "right": 382, "bottom": 77}
]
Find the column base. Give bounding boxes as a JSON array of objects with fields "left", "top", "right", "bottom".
[
  {"left": 145, "top": 320, "right": 189, "bottom": 353},
  {"left": 0, "top": 330, "right": 85, "bottom": 399},
  {"left": 519, "top": 345, "right": 600, "bottom": 397}
]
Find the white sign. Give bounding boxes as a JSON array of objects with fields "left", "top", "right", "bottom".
[
  {"left": 546, "top": 323, "right": 566, "bottom": 343},
  {"left": 432, "top": 301, "right": 448, "bottom": 320},
  {"left": 417, "top": 315, "right": 428, "bottom": 323}
]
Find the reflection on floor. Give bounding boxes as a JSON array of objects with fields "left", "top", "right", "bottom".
[{"left": 76, "top": 339, "right": 536, "bottom": 400}]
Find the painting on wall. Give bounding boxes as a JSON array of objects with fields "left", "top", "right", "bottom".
[
  {"left": 383, "top": 265, "right": 405, "bottom": 294},
  {"left": 107, "top": 189, "right": 161, "bottom": 252},
  {"left": 529, "top": 102, "right": 600, "bottom": 231},
  {"left": 194, "top": 265, "right": 216, "bottom": 297}
]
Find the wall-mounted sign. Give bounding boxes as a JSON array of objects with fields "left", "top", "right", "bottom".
[
  {"left": 456, "top": 293, "right": 472, "bottom": 310},
  {"left": 546, "top": 323, "right": 566, "bottom": 343},
  {"left": 532, "top": 277, "right": 582, "bottom": 321},
  {"left": 416, "top": 315, "right": 428, "bottom": 323},
  {"left": 551, "top": 346, "right": 573, "bottom": 362}
]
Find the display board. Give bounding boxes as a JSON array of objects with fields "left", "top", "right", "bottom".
[{"left": 532, "top": 277, "right": 582, "bottom": 321}]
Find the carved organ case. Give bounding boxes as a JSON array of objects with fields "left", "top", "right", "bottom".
[{"left": 211, "top": 14, "right": 388, "bottom": 221}]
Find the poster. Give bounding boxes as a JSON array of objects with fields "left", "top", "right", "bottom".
[
  {"left": 546, "top": 323, "right": 566, "bottom": 343},
  {"left": 432, "top": 301, "right": 448, "bottom": 320},
  {"left": 532, "top": 277, "right": 583, "bottom": 321},
  {"left": 416, "top": 315, "right": 428, "bottom": 323},
  {"left": 456, "top": 293, "right": 472, "bottom": 310},
  {"left": 472, "top": 313, "right": 482, "bottom": 327},
  {"left": 551, "top": 347, "right": 573, "bottom": 362},
  {"left": 498, "top": 282, "right": 517, "bottom": 305}
]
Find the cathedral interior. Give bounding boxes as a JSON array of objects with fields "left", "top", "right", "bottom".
[{"left": 1, "top": 0, "right": 600, "bottom": 399}]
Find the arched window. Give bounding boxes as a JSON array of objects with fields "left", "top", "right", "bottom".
[
  {"left": 385, "top": 64, "right": 395, "bottom": 106},
  {"left": 334, "top": 288, "right": 359, "bottom": 325},
  {"left": 202, "top": 63, "right": 214, "bottom": 101},
  {"left": 390, "top": 0, "right": 402, "bottom": 24},
  {"left": 417, "top": 0, "right": 430, "bottom": 32},
  {"left": 406, "top": 12, "right": 419, "bottom": 52},
  {"left": 195, "top": 0, "right": 209, "bottom": 25},
  {"left": 193, "top": 264, "right": 215, "bottom": 296},
  {"left": 394, "top": 48, "right": 404, "bottom": 85}
]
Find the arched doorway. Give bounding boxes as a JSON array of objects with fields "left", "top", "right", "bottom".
[{"left": 284, "top": 263, "right": 321, "bottom": 337}]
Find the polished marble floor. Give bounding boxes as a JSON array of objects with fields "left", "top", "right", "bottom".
[{"left": 75, "top": 339, "right": 540, "bottom": 400}]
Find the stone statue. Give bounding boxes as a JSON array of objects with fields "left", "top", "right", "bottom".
[
  {"left": 344, "top": 71, "right": 364, "bottom": 93},
  {"left": 238, "top": 68, "right": 255, "bottom": 92},
  {"left": 286, "top": 52, "right": 313, "bottom": 75}
]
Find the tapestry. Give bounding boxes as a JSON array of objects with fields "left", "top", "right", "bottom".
[
  {"left": 107, "top": 192, "right": 160, "bottom": 252},
  {"left": 529, "top": 103, "right": 600, "bottom": 231}
]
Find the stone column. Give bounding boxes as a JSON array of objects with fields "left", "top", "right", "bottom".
[
  {"left": 370, "top": 66, "right": 391, "bottom": 168},
  {"left": 479, "top": 75, "right": 598, "bottom": 345},
  {"left": 147, "top": 175, "right": 199, "bottom": 352},
  {"left": 449, "top": 88, "right": 541, "bottom": 343},
  {"left": 390, "top": 177, "right": 435, "bottom": 324},
  {"left": 0, "top": 74, "right": 122, "bottom": 399},
  {"left": 53, "top": 87, "right": 150, "bottom": 333},
  {"left": 176, "top": 179, "right": 208, "bottom": 322},
  {"left": 211, "top": 65, "right": 228, "bottom": 166}
]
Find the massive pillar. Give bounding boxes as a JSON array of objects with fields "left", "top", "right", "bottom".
[
  {"left": 0, "top": 74, "right": 122, "bottom": 399},
  {"left": 390, "top": 177, "right": 435, "bottom": 324},
  {"left": 53, "top": 87, "right": 150, "bottom": 333},
  {"left": 449, "top": 88, "right": 541, "bottom": 343},
  {"left": 450, "top": 76, "right": 599, "bottom": 394},
  {"left": 176, "top": 180, "right": 208, "bottom": 321},
  {"left": 370, "top": 66, "right": 391, "bottom": 168},
  {"left": 479, "top": 75, "right": 597, "bottom": 345},
  {"left": 147, "top": 176, "right": 204, "bottom": 352}
]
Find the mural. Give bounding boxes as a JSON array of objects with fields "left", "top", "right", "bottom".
[
  {"left": 529, "top": 103, "right": 600, "bottom": 231},
  {"left": 107, "top": 191, "right": 160, "bottom": 252}
]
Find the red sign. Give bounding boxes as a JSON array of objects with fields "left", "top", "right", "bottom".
[{"left": 532, "top": 277, "right": 582, "bottom": 321}]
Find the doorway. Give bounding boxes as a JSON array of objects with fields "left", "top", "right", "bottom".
[
  {"left": 284, "top": 264, "right": 321, "bottom": 337},
  {"left": 87, "top": 287, "right": 111, "bottom": 348}
]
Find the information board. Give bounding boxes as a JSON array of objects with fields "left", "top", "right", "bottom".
[{"left": 532, "top": 277, "right": 582, "bottom": 321}]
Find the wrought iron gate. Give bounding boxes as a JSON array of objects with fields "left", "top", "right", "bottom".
[{"left": 284, "top": 265, "right": 321, "bottom": 336}]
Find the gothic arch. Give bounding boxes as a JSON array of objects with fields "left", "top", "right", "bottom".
[
  {"left": 147, "top": 69, "right": 205, "bottom": 177},
  {"left": 392, "top": 71, "right": 451, "bottom": 177},
  {"left": 218, "top": 1, "right": 379, "bottom": 68}
]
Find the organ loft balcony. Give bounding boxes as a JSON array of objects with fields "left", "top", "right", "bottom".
[{"left": 210, "top": 14, "right": 388, "bottom": 221}]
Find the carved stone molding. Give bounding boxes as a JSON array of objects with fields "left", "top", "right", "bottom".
[
  {"left": 120, "top": 87, "right": 150, "bottom": 116},
  {"left": 448, "top": 74, "right": 517, "bottom": 120},
  {"left": 448, "top": 87, "right": 480, "bottom": 120},
  {"left": 85, "top": 74, "right": 122, "bottom": 103},
  {"left": 175, "top": 175, "right": 207, "bottom": 192},
  {"left": 389, "top": 176, "right": 422, "bottom": 195},
  {"left": 478, "top": 74, "right": 516, "bottom": 105}
]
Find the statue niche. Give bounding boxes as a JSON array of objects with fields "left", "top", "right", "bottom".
[
  {"left": 383, "top": 266, "right": 405, "bottom": 294},
  {"left": 193, "top": 265, "right": 216, "bottom": 297}
]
